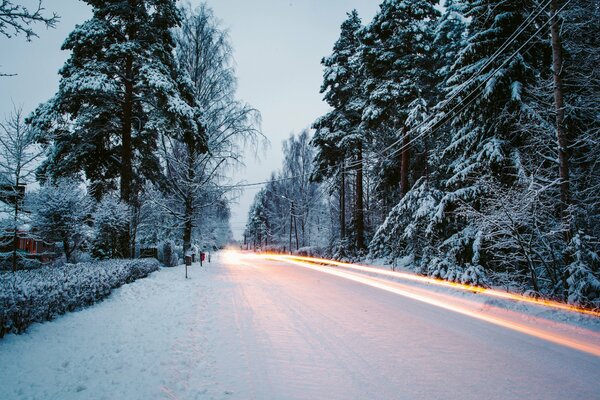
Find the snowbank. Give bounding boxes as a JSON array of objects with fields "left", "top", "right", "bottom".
[{"left": 0, "top": 259, "right": 160, "bottom": 337}]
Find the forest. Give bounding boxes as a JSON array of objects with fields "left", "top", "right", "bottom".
[{"left": 244, "top": 0, "right": 600, "bottom": 308}]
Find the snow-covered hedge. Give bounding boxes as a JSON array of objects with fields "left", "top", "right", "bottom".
[{"left": 0, "top": 259, "right": 160, "bottom": 338}]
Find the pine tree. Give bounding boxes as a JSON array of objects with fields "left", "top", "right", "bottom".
[
  {"left": 91, "top": 196, "right": 130, "bottom": 260},
  {"left": 364, "top": 0, "right": 440, "bottom": 265},
  {"left": 29, "top": 0, "right": 205, "bottom": 257},
  {"left": 360, "top": 0, "right": 439, "bottom": 197},
  {"left": 312, "top": 10, "right": 366, "bottom": 251},
  {"left": 519, "top": 0, "right": 600, "bottom": 301},
  {"left": 433, "top": 1, "right": 468, "bottom": 97}
]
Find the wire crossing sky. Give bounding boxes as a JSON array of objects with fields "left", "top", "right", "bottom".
[{"left": 0, "top": 0, "right": 380, "bottom": 239}]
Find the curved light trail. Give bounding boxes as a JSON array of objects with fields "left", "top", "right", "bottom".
[
  {"left": 264, "top": 254, "right": 600, "bottom": 318},
  {"left": 256, "top": 253, "right": 600, "bottom": 357}
]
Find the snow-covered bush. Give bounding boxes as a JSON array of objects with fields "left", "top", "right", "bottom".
[
  {"left": 565, "top": 234, "right": 600, "bottom": 308},
  {"left": 0, "top": 258, "right": 160, "bottom": 337},
  {"left": 369, "top": 180, "right": 443, "bottom": 261},
  {"left": 425, "top": 257, "right": 489, "bottom": 287},
  {"left": 91, "top": 196, "right": 131, "bottom": 259}
]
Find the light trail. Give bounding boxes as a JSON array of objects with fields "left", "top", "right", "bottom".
[
  {"left": 264, "top": 254, "right": 600, "bottom": 318},
  {"left": 265, "top": 255, "right": 600, "bottom": 357}
]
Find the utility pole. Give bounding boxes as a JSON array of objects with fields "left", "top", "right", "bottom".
[
  {"left": 293, "top": 203, "right": 299, "bottom": 251},
  {"left": 289, "top": 201, "right": 293, "bottom": 254}
]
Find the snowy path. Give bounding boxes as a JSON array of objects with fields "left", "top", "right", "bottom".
[{"left": 1, "top": 251, "right": 599, "bottom": 400}]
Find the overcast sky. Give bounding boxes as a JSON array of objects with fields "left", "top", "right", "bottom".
[{"left": 0, "top": 0, "right": 380, "bottom": 239}]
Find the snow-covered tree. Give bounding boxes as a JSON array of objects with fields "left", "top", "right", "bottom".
[
  {"left": 244, "top": 187, "right": 270, "bottom": 250},
  {"left": 0, "top": 105, "right": 43, "bottom": 271},
  {"left": 29, "top": 0, "right": 206, "bottom": 257},
  {"left": 312, "top": 10, "right": 367, "bottom": 250},
  {"left": 429, "top": 0, "right": 550, "bottom": 273},
  {"left": 360, "top": 0, "right": 439, "bottom": 197},
  {"left": 91, "top": 196, "right": 130, "bottom": 260},
  {"left": 28, "top": 179, "right": 91, "bottom": 263},
  {"left": 369, "top": 178, "right": 443, "bottom": 263},
  {"left": 509, "top": 0, "right": 600, "bottom": 300},
  {"left": 281, "top": 130, "right": 320, "bottom": 248},
  {"left": 565, "top": 233, "right": 600, "bottom": 308},
  {"left": 245, "top": 131, "right": 330, "bottom": 253},
  {"left": 433, "top": 1, "right": 467, "bottom": 96},
  {"left": 151, "top": 2, "right": 259, "bottom": 255}
]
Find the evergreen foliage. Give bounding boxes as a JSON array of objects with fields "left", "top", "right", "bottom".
[
  {"left": 29, "top": 0, "right": 205, "bottom": 203},
  {"left": 91, "top": 196, "right": 131, "bottom": 260}
]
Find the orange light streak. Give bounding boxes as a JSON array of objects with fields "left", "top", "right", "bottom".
[
  {"left": 264, "top": 254, "right": 600, "bottom": 318},
  {"left": 273, "top": 256, "right": 600, "bottom": 357}
]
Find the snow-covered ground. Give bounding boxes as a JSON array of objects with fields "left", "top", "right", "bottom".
[{"left": 1, "top": 251, "right": 599, "bottom": 400}]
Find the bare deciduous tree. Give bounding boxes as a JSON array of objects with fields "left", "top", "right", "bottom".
[
  {"left": 0, "top": 105, "right": 43, "bottom": 271},
  {"left": 152, "top": 2, "right": 262, "bottom": 255}
]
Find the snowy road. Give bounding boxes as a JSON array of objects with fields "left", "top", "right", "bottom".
[{"left": 1, "top": 251, "right": 599, "bottom": 400}]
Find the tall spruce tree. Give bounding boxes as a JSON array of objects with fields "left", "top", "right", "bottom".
[
  {"left": 29, "top": 0, "right": 205, "bottom": 256},
  {"left": 518, "top": 0, "right": 600, "bottom": 304},
  {"left": 365, "top": 0, "right": 442, "bottom": 267},
  {"left": 31, "top": 0, "right": 203, "bottom": 200},
  {"left": 312, "top": 10, "right": 367, "bottom": 251},
  {"left": 360, "top": 0, "right": 439, "bottom": 198}
]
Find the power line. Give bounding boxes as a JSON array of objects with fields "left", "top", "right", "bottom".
[
  {"left": 370, "top": 0, "right": 571, "bottom": 166},
  {"left": 350, "top": 0, "right": 554, "bottom": 165}
]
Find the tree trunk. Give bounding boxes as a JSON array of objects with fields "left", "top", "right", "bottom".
[
  {"left": 11, "top": 179, "right": 19, "bottom": 272},
  {"left": 129, "top": 203, "right": 139, "bottom": 258},
  {"left": 550, "top": 0, "right": 570, "bottom": 234},
  {"left": 400, "top": 125, "right": 410, "bottom": 197},
  {"left": 354, "top": 144, "right": 365, "bottom": 250},
  {"left": 424, "top": 132, "right": 430, "bottom": 187},
  {"left": 294, "top": 214, "right": 299, "bottom": 251},
  {"left": 63, "top": 238, "right": 71, "bottom": 264},
  {"left": 182, "top": 146, "right": 196, "bottom": 257},
  {"left": 183, "top": 208, "right": 193, "bottom": 256},
  {"left": 120, "top": 0, "right": 137, "bottom": 258},
  {"left": 340, "top": 165, "right": 346, "bottom": 240}
]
